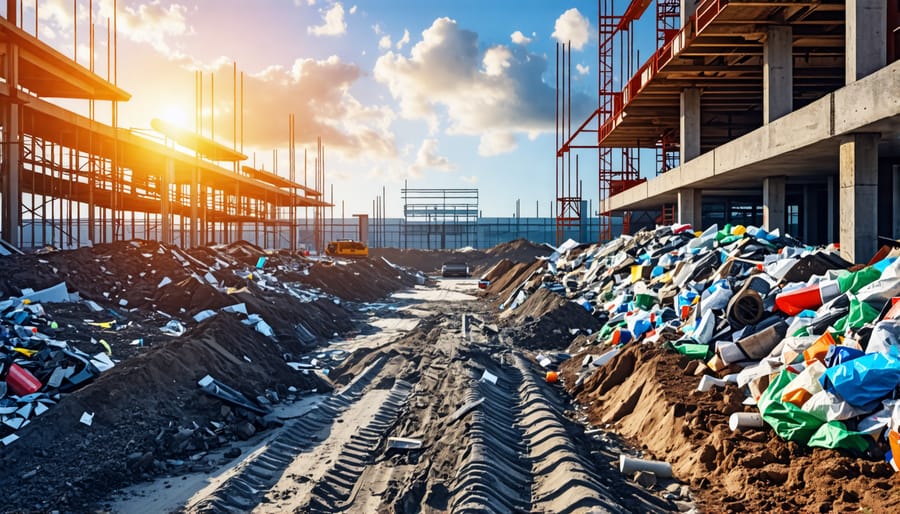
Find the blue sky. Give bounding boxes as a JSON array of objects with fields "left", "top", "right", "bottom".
[{"left": 21, "top": 0, "right": 663, "bottom": 218}]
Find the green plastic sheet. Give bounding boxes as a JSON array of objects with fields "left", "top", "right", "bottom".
[
  {"left": 669, "top": 341, "right": 710, "bottom": 360},
  {"left": 757, "top": 368, "right": 870, "bottom": 451},
  {"left": 836, "top": 266, "right": 882, "bottom": 294}
]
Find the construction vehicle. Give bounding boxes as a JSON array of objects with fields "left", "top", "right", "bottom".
[
  {"left": 325, "top": 239, "right": 369, "bottom": 258},
  {"left": 441, "top": 261, "right": 470, "bottom": 278}
]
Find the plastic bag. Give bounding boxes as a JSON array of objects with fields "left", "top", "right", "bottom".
[
  {"left": 781, "top": 361, "right": 826, "bottom": 407},
  {"left": 758, "top": 368, "right": 823, "bottom": 444},
  {"left": 820, "top": 351, "right": 900, "bottom": 408}
]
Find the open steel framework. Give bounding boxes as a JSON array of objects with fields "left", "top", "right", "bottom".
[
  {"left": 401, "top": 186, "right": 479, "bottom": 250},
  {"left": 0, "top": 1, "right": 329, "bottom": 252}
]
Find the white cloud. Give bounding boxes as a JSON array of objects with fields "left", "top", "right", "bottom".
[
  {"left": 97, "top": 0, "right": 188, "bottom": 54},
  {"left": 576, "top": 63, "right": 590, "bottom": 75},
  {"left": 374, "top": 17, "right": 594, "bottom": 155},
  {"left": 552, "top": 8, "right": 590, "bottom": 50},
  {"left": 373, "top": 23, "right": 383, "bottom": 35},
  {"left": 212, "top": 55, "right": 397, "bottom": 159},
  {"left": 410, "top": 138, "right": 454, "bottom": 175},
  {"left": 349, "top": 5, "right": 357, "bottom": 14},
  {"left": 308, "top": 3, "right": 347, "bottom": 37},
  {"left": 379, "top": 35, "right": 392, "bottom": 50},
  {"left": 478, "top": 132, "right": 516, "bottom": 156},
  {"left": 510, "top": 30, "right": 532, "bottom": 45},
  {"left": 482, "top": 46, "right": 511, "bottom": 76},
  {"left": 460, "top": 175, "right": 478, "bottom": 184},
  {"left": 396, "top": 29, "right": 410, "bottom": 49}
]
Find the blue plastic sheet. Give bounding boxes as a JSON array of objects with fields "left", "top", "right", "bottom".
[{"left": 820, "top": 351, "right": 900, "bottom": 408}]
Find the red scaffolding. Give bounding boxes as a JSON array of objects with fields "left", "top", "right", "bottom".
[
  {"left": 556, "top": 0, "right": 653, "bottom": 243},
  {"left": 555, "top": 42, "right": 582, "bottom": 246}
]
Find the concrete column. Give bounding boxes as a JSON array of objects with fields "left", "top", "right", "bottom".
[
  {"left": 839, "top": 133, "right": 879, "bottom": 263},
  {"left": 677, "top": 188, "right": 703, "bottom": 228},
  {"left": 827, "top": 175, "right": 835, "bottom": 242},
  {"left": 846, "top": 0, "right": 886, "bottom": 83},
  {"left": 762, "top": 176, "right": 786, "bottom": 234},
  {"left": 763, "top": 26, "right": 793, "bottom": 124},
  {"left": 680, "top": 88, "right": 701, "bottom": 164},
  {"left": 894, "top": 165, "right": 900, "bottom": 238}
]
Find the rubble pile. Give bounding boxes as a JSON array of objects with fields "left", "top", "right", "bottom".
[
  {"left": 0, "top": 240, "right": 421, "bottom": 510},
  {"left": 372, "top": 237, "right": 552, "bottom": 274},
  {"left": 488, "top": 224, "right": 900, "bottom": 511}
]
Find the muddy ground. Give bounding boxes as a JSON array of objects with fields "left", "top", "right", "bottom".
[{"left": 0, "top": 240, "right": 897, "bottom": 513}]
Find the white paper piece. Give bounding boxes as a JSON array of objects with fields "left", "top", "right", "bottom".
[
  {"left": 157, "top": 276, "right": 173, "bottom": 288},
  {"left": 84, "top": 300, "right": 104, "bottom": 312},
  {"left": 481, "top": 370, "right": 498, "bottom": 384},
  {"left": 91, "top": 353, "right": 116, "bottom": 372},
  {"left": 19, "top": 282, "right": 70, "bottom": 304},
  {"left": 1, "top": 434, "right": 19, "bottom": 446},
  {"left": 193, "top": 309, "right": 217, "bottom": 323},
  {"left": 221, "top": 303, "right": 248, "bottom": 315},
  {"left": 79, "top": 411, "right": 94, "bottom": 426},
  {"left": 160, "top": 320, "right": 186, "bottom": 336},
  {"left": 255, "top": 320, "right": 274, "bottom": 338},
  {"left": 34, "top": 403, "right": 49, "bottom": 416}
]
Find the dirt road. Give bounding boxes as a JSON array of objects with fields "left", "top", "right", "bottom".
[{"left": 107, "top": 279, "right": 681, "bottom": 513}]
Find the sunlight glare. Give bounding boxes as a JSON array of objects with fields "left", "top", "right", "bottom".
[{"left": 160, "top": 104, "right": 190, "bottom": 129}]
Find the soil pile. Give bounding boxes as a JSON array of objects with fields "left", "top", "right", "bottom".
[
  {"left": 561, "top": 344, "right": 899, "bottom": 512},
  {"left": 371, "top": 237, "right": 551, "bottom": 275},
  {"left": 0, "top": 240, "right": 420, "bottom": 512},
  {"left": 500, "top": 287, "right": 600, "bottom": 350},
  {"left": 0, "top": 314, "right": 331, "bottom": 511}
]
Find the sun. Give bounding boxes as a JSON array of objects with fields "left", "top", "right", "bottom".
[{"left": 159, "top": 104, "right": 191, "bottom": 129}]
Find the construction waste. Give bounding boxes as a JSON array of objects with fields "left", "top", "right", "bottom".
[{"left": 485, "top": 223, "right": 900, "bottom": 510}]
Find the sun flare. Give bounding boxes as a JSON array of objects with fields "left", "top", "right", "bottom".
[{"left": 159, "top": 104, "right": 191, "bottom": 129}]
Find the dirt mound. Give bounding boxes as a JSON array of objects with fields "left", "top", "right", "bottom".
[
  {"left": 561, "top": 345, "right": 900, "bottom": 513},
  {"left": 370, "top": 238, "right": 551, "bottom": 276},
  {"left": 296, "top": 257, "right": 418, "bottom": 302},
  {"left": 499, "top": 287, "right": 600, "bottom": 350},
  {"left": 485, "top": 238, "right": 552, "bottom": 262},
  {"left": 484, "top": 259, "right": 546, "bottom": 306},
  {"left": 0, "top": 314, "right": 330, "bottom": 511}
]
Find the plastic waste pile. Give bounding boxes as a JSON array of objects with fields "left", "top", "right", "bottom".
[
  {"left": 512, "top": 223, "right": 900, "bottom": 466},
  {"left": 0, "top": 283, "right": 116, "bottom": 446}
]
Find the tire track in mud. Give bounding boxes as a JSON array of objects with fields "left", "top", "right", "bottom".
[
  {"left": 300, "top": 379, "right": 414, "bottom": 512},
  {"left": 448, "top": 352, "right": 622, "bottom": 513},
  {"left": 187, "top": 357, "right": 386, "bottom": 513}
]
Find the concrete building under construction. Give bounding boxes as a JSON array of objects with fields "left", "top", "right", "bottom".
[
  {"left": 0, "top": 2, "right": 329, "bottom": 253},
  {"left": 559, "top": 0, "right": 900, "bottom": 263}
]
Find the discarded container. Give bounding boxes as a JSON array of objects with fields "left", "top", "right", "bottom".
[
  {"left": 545, "top": 371, "right": 559, "bottom": 383},
  {"left": 592, "top": 348, "right": 620, "bottom": 367},
  {"left": 6, "top": 363, "right": 41, "bottom": 396},
  {"left": 619, "top": 455, "right": 673, "bottom": 478},
  {"left": 729, "top": 412, "right": 765, "bottom": 431},
  {"left": 387, "top": 437, "right": 423, "bottom": 450},
  {"left": 775, "top": 280, "right": 840, "bottom": 315}
]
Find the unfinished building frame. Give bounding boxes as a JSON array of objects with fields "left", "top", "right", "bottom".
[
  {"left": 401, "top": 186, "right": 479, "bottom": 250},
  {"left": 0, "top": 2, "right": 329, "bottom": 253},
  {"left": 562, "top": 0, "right": 900, "bottom": 263}
]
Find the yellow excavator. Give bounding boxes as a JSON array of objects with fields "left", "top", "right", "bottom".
[{"left": 325, "top": 239, "right": 369, "bottom": 258}]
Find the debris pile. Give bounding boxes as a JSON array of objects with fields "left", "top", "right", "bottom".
[
  {"left": 488, "top": 224, "right": 900, "bottom": 511},
  {"left": 371, "top": 238, "right": 552, "bottom": 275},
  {"left": 0, "top": 239, "right": 421, "bottom": 511}
]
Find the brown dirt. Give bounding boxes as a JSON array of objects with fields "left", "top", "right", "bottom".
[
  {"left": 499, "top": 287, "right": 600, "bottom": 350},
  {"left": 0, "top": 240, "right": 420, "bottom": 512},
  {"left": 371, "top": 238, "right": 551, "bottom": 275},
  {"left": 561, "top": 344, "right": 900, "bottom": 513}
]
